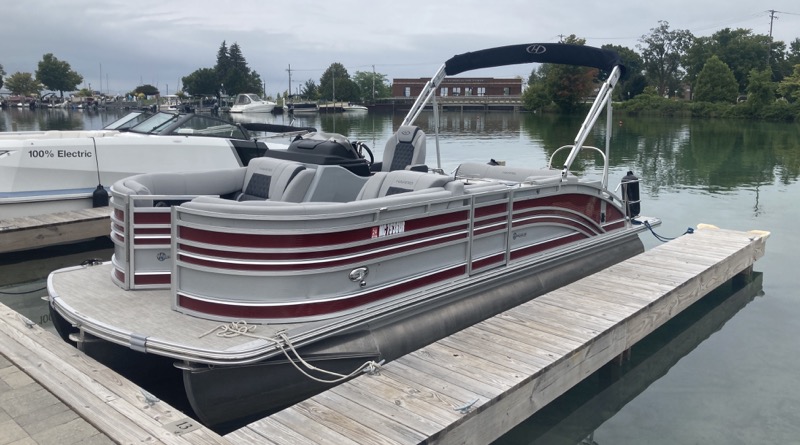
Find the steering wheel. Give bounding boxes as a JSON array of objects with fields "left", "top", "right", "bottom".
[{"left": 353, "top": 141, "right": 375, "bottom": 166}]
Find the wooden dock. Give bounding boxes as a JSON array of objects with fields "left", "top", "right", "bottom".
[
  {"left": 0, "top": 302, "right": 231, "bottom": 445},
  {"left": 226, "top": 226, "right": 769, "bottom": 444},
  {"left": 0, "top": 207, "right": 111, "bottom": 254}
]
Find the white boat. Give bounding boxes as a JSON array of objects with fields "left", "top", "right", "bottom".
[
  {"left": 0, "top": 112, "right": 310, "bottom": 218},
  {"left": 158, "top": 94, "right": 182, "bottom": 112},
  {"left": 47, "top": 42, "right": 658, "bottom": 432},
  {"left": 229, "top": 93, "right": 276, "bottom": 113},
  {"left": 342, "top": 103, "right": 368, "bottom": 112}
]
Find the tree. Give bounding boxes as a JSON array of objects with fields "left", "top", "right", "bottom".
[
  {"left": 638, "top": 21, "right": 693, "bottom": 97},
  {"left": 215, "top": 42, "right": 262, "bottom": 96},
  {"left": 299, "top": 79, "right": 319, "bottom": 100},
  {"left": 182, "top": 68, "right": 219, "bottom": 96},
  {"left": 521, "top": 65, "right": 552, "bottom": 111},
  {"left": 35, "top": 53, "right": 83, "bottom": 97},
  {"left": 694, "top": 56, "right": 738, "bottom": 103},
  {"left": 745, "top": 68, "right": 775, "bottom": 109},
  {"left": 133, "top": 84, "right": 160, "bottom": 97},
  {"left": 602, "top": 44, "right": 646, "bottom": 100},
  {"left": 684, "top": 28, "right": 770, "bottom": 94},
  {"left": 4, "top": 72, "right": 43, "bottom": 96},
  {"left": 352, "top": 70, "right": 391, "bottom": 102},
  {"left": 777, "top": 64, "right": 800, "bottom": 103},
  {"left": 319, "top": 63, "right": 359, "bottom": 102},
  {"left": 0, "top": 64, "right": 5, "bottom": 90},
  {"left": 545, "top": 35, "right": 597, "bottom": 112}
]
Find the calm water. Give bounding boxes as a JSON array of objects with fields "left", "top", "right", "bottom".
[{"left": 1, "top": 107, "right": 798, "bottom": 443}]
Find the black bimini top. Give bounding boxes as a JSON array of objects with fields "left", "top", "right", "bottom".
[{"left": 444, "top": 43, "right": 625, "bottom": 76}]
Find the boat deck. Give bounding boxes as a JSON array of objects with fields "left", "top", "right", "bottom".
[
  {"left": 48, "top": 264, "right": 305, "bottom": 363},
  {"left": 225, "top": 226, "right": 769, "bottom": 444}
]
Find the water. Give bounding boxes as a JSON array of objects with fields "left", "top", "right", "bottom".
[{"left": 1, "top": 107, "right": 798, "bottom": 443}]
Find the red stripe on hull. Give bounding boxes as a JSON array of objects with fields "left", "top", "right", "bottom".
[
  {"left": 133, "top": 274, "right": 171, "bottom": 286},
  {"left": 178, "top": 232, "right": 468, "bottom": 271},
  {"left": 177, "top": 265, "right": 467, "bottom": 319},
  {"left": 179, "top": 210, "right": 469, "bottom": 249}
]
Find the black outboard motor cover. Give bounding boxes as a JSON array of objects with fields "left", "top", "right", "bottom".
[{"left": 622, "top": 171, "right": 640, "bottom": 217}]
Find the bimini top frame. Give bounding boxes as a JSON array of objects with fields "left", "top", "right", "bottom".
[{"left": 401, "top": 43, "right": 625, "bottom": 182}]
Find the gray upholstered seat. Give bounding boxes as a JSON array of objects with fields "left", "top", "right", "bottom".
[
  {"left": 380, "top": 125, "right": 427, "bottom": 171},
  {"left": 237, "top": 158, "right": 313, "bottom": 202},
  {"left": 356, "top": 170, "right": 454, "bottom": 200}
]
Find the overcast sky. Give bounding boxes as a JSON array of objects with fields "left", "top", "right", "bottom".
[{"left": 2, "top": 0, "right": 798, "bottom": 96}]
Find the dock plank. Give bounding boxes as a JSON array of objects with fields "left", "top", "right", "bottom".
[{"left": 0, "top": 207, "right": 111, "bottom": 253}]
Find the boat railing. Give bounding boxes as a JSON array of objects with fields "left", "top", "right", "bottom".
[{"left": 547, "top": 145, "right": 608, "bottom": 175}]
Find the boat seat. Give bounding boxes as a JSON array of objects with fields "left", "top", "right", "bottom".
[
  {"left": 356, "top": 170, "right": 455, "bottom": 200},
  {"left": 454, "top": 162, "right": 562, "bottom": 183},
  {"left": 375, "top": 125, "right": 427, "bottom": 172},
  {"left": 236, "top": 157, "right": 314, "bottom": 202}
]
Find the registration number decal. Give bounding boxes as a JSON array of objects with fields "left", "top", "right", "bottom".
[{"left": 372, "top": 221, "right": 405, "bottom": 238}]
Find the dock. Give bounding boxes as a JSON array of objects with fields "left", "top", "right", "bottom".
[
  {"left": 0, "top": 302, "right": 231, "bottom": 444},
  {"left": 0, "top": 226, "right": 769, "bottom": 444},
  {"left": 0, "top": 207, "right": 110, "bottom": 254},
  {"left": 227, "top": 226, "right": 769, "bottom": 444}
]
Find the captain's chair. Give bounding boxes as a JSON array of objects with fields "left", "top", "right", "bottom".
[{"left": 372, "top": 125, "right": 427, "bottom": 172}]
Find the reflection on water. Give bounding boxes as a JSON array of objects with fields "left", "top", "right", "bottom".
[{"left": 495, "top": 273, "right": 764, "bottom": 445}]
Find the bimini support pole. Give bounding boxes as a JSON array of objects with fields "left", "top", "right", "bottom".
[{"left": 561, "top": 65, "right": 622, "bottom": 179}]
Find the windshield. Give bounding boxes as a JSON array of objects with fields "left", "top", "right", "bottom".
[
  {"left": 171, "top": 115, "right": 249, "bottom": 139},
  {"left": 103, "top": 111, "right": 152, "bottom": 130},
  {"left": 128, "top": 112, "right": 180, "bottom": 134}
]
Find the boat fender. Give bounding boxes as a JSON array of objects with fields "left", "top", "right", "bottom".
[
  {"left": 92, "top": 184, "right": 109, "bottom": 207},
  {"left": 622, "top": 171, "right": 640, "bottom": 217}
]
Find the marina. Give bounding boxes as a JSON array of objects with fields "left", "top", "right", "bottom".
[{"left": 1, "top": 92, "right": 798, "bottom": 444}]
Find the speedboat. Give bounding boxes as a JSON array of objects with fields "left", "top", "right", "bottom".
[
  {"left": 229, "top": 93, "right": 276, "bottom": 113},
  {"left": 0, "top": 111, "right": 311, "bottom": 218},
  {"left": 47, "top": 42, "right": 658, "bottom": 432},
  {"left": 342, "top": 103, "right": 368, "bottom": 112}
]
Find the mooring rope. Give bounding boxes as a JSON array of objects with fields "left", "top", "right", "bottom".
[
  {"left": 644, "top": 220, "right": 694, "bottom": 242},
  {"left": 200, "top": 321, "right": 383, "bottom": 384}
]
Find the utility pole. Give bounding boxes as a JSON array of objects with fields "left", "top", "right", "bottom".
[
  {"left": 372, "top": 64, "right": 375, "bottom": 101},
  {"left": 767, "top": 9, "right": 778, "bottom": 65},
  {"left": 286, "top": 64, "right": 292, "bottom": 97}
]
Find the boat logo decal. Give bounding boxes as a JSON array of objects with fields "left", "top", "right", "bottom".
[
  {"left": 526, "top": 44, "right": 547, "bottom": 55},
  {"left": 512, "top": 231, "right": 527, "bottom": 240},
  {"left": 349, "top": 267, "right": 369, "bottom": 287},
  {"left": 157, "top": 252, "right": 170, "bottom": 262}
]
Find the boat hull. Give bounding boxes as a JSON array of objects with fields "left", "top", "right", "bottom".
[{"left": 59, "top": 230, "right": 643, "bottom": 431}]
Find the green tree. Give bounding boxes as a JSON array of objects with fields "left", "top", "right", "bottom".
[
  {"left": 319, "top": 63, "right": 359, "bottom": 102},
  {"left": 133, "top": 84, "right": 160, "bottom": 97},
  {"left": 299, "top": 79, "right": 319, "bottom": 100},
  {"left": 638, "top": 21, "right": 693, "bottom": 97},
  {"left": 0, "top": 64, "right": 5, "bottom": 90},
  {"left": 602, "top": 44, "right": 646, "bottom": 100},
  {"left": 684, "top": 28, "right": 770, "bottom": 95},
  {"left": 4, "top": 72, "right": 43, "bottom": 96},
  {"left": 694, "top": 56, "right": 738, "bottom": 103},
  {"left": 214, "top": 42, "right": 262, "bottom": 96},
  {"left": 352, "top": 70, "right": 391, "bottom": 102},
  {"left": 35, "top": 53, "right": 83, "bottom": 97},
  {"left": 777, "top": 64, "right": 800, "bottom": 103},
  {"left": 522, "top": 65, "right": 551, "bottom": 111},
  {"left": 745, "top": 68, "right": 775, "bottom": 109},
  {"left": 545, "top": 35, "right": 597, "bottom": 113},
  {"left": 181, "top": 67, "right": 219, "bottom": 96}
]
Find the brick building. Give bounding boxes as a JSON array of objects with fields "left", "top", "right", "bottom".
[{"left": 391, "top": 78, "right": 523, "bottom": 98}]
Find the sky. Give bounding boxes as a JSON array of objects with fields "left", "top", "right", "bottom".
[{"left": 2, "top": 0, "right": 799, "bottom": 96}]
